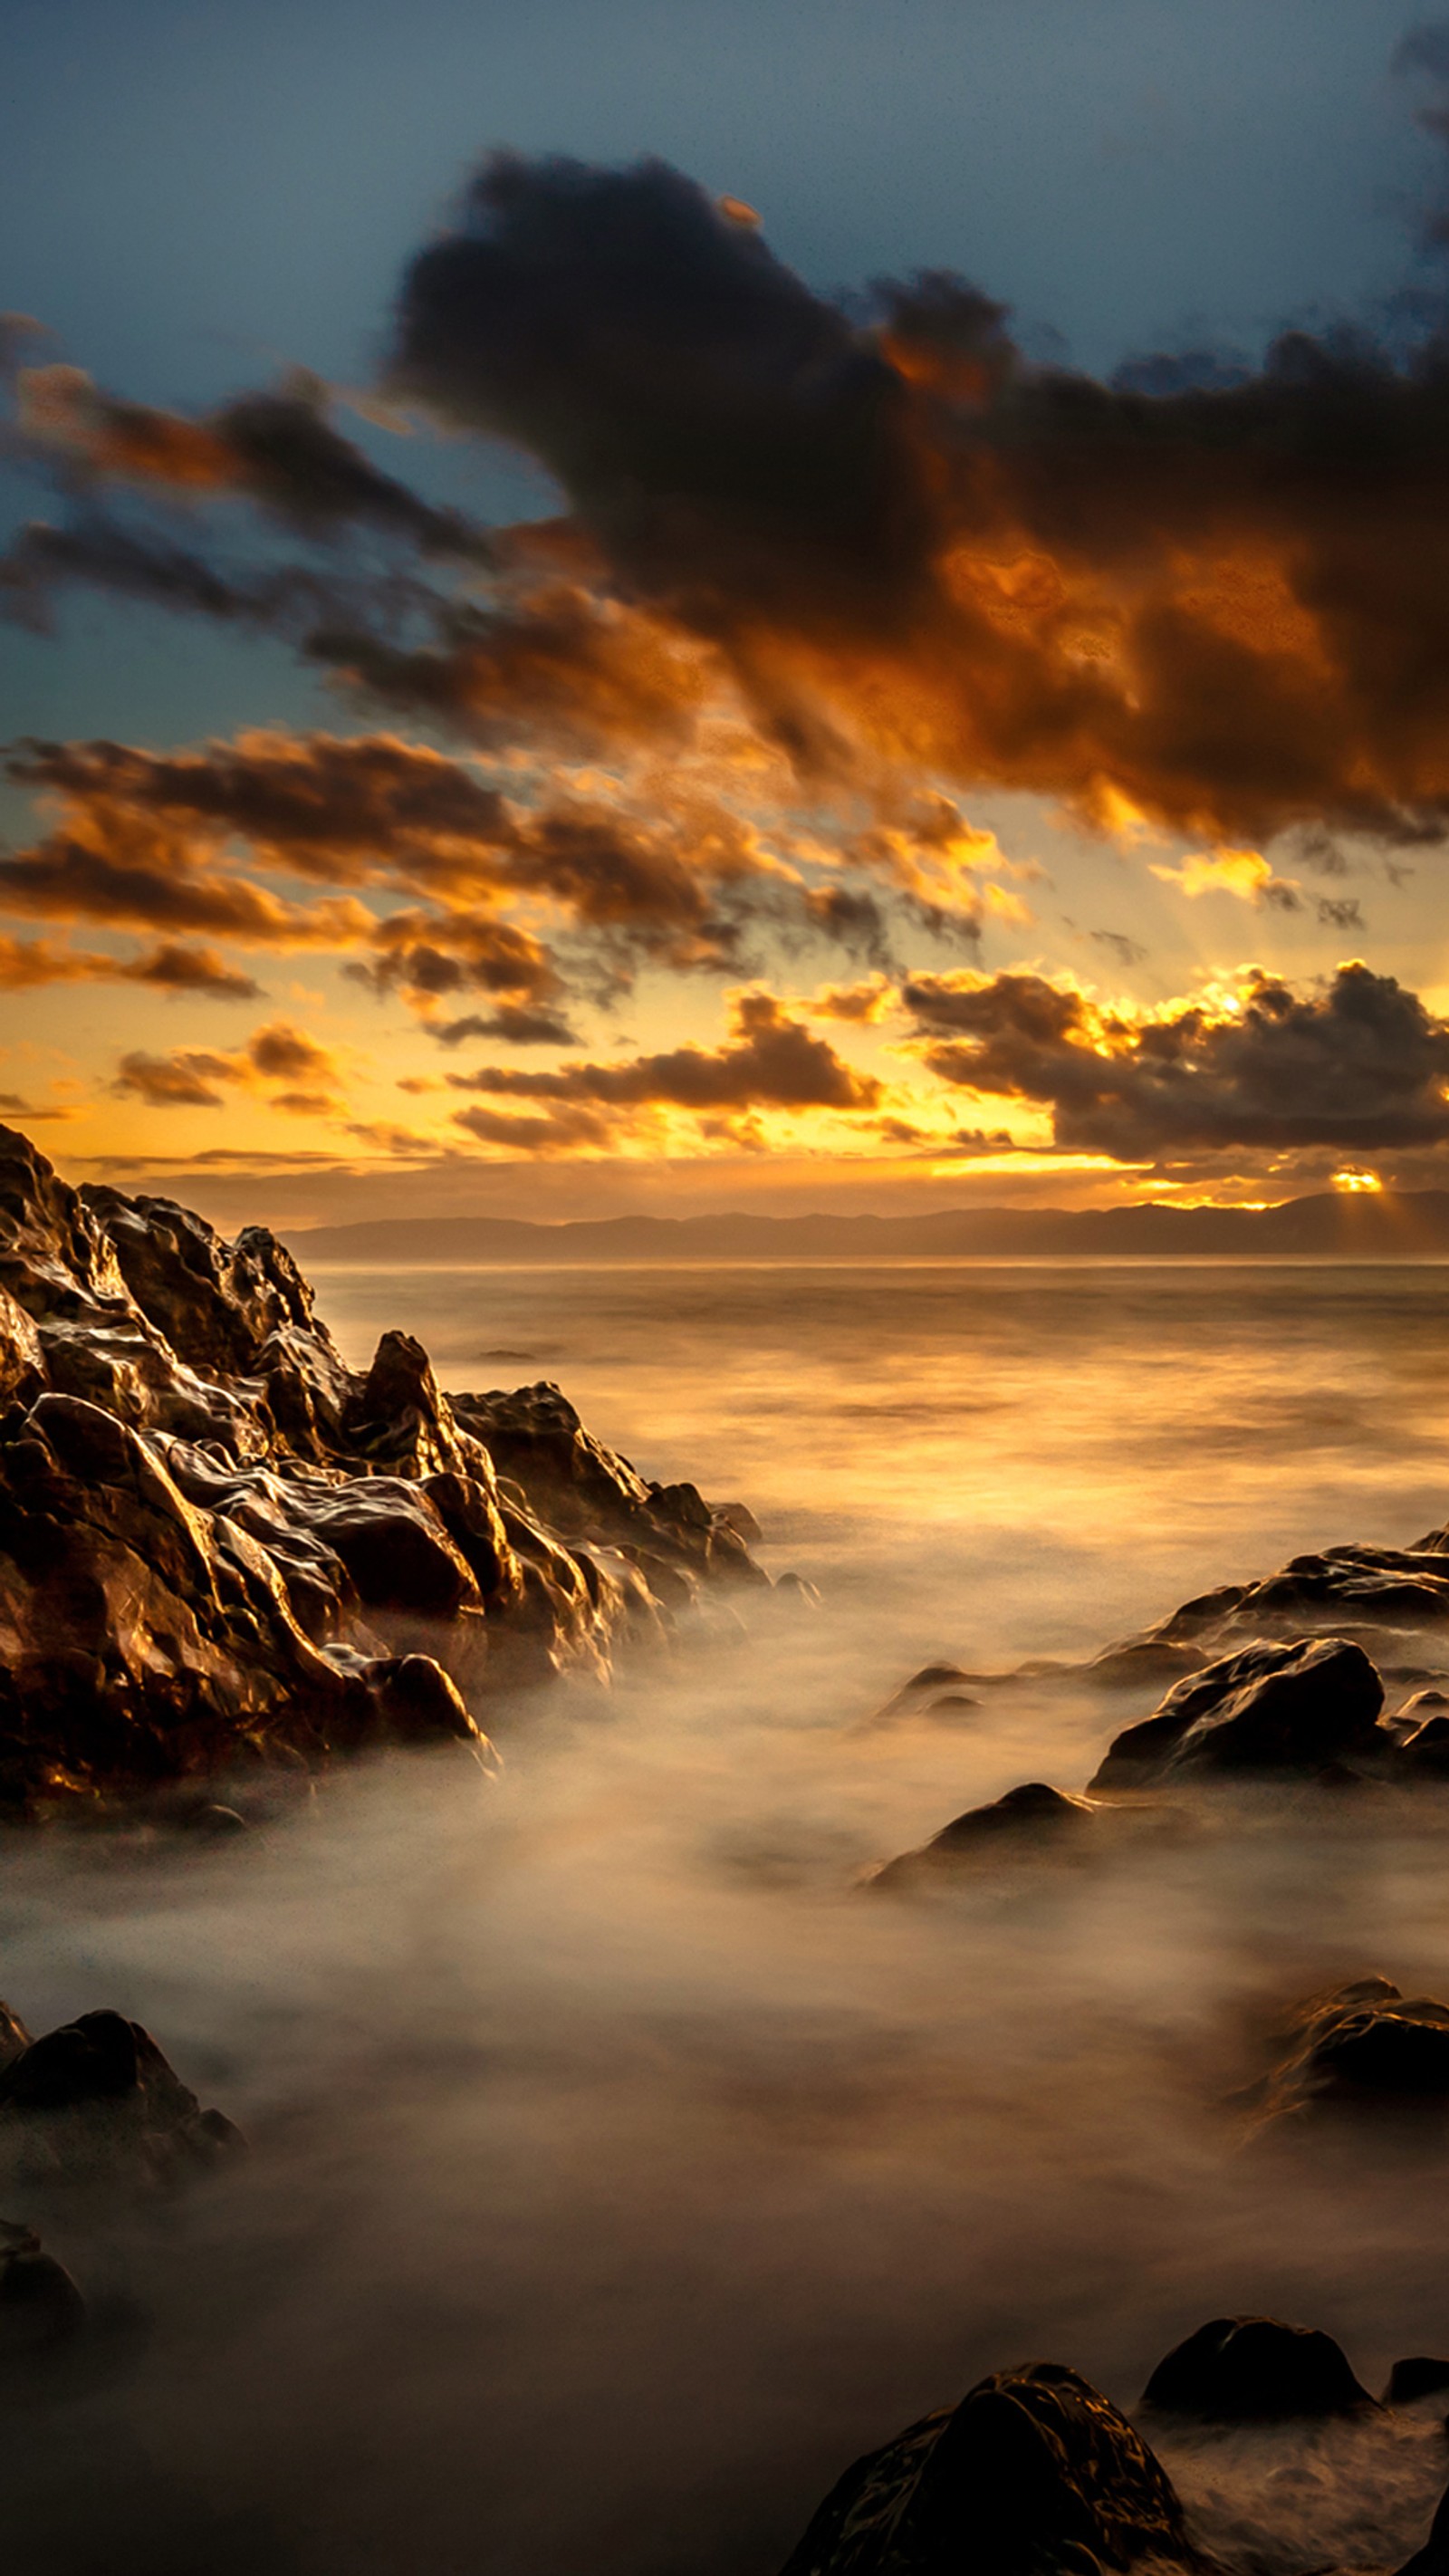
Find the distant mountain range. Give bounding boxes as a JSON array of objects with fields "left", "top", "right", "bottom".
[{"left": 283, "top": 1190, "right": 1449, "bottom": 1265}]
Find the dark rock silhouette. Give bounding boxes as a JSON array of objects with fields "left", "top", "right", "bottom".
[
  {"left": 1396, "top": 2475, "right": 1449, "bottom": 2576},
  {"left": 0, "top": 2219, "right": 85, "bottom": 2370},
  {"left": 1089, "top": 1637, "right": 1387, "bottom": 1788},
  {"left": 0, "top": 2001, "right": 243, "bottom": 2193},
  {"left": 1387, "top": 2357, "right": 1449, "bottom": 2407},
  {"left": 777, "top": 2360, "right": 1196, "bottom": 2576},
  {"left": 1140, "top": 2316, "right": 1377, "bottom": 2422},
  {"left": 0, "top": 1124, "right": 766, "bottom": 1811},
  {"left": 1252, "top": 1978, "right": 1449, "bottom": 2119}
]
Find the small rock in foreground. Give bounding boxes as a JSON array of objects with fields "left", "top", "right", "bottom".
[{"left": 778, "top": 2360, "right": 1195, "bottom": 2576}]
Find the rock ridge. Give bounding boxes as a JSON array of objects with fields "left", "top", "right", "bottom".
[{"left": 0, "top": 1123, "right": 767, "bottom": 1813}]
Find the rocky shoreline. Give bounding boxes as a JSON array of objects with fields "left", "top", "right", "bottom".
[
  {"left": 8, "top": 1118, "right": 1449, "bottom": 2571},
  {"left": 0, "top": 1123, "right": 776, "bottom": 1818}
]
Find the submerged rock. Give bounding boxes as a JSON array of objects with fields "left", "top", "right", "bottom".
[
  {"left": 869, "top": 1783, "right": 1150, "bottom": 1891},
  {"left": 0, "top": 1124, "right": 765, "bottom": 1808},
  {"left": 1089, "top": 1637, "right": 1387, "bottom": 1789},
  {"left": 0, "top": 2002, "right": 243, "bottom": 2194},
  {"left": 777, "top": 2360, "right": 1196, "bottom": 2576},
  {"left": 1140, "top": 2315, "right": 1377, "bottom": 2422},
  {"left": 1252, "top": 1978, "right": 1449, "bottom": 2119}
]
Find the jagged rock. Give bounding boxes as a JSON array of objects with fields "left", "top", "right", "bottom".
[
  {"left": 1387, "top": 2358, "right": 1449, "bottom": 2407},
  {"left": 868, "top": 1783, "right": 1165, "bottom": 1891},
  {"left": 777, "top": 2360, "right": 1195, "bottom": 2576},
  {"left": 1089, "top": 1636, "right": 1387, "bottom": 1788},
  {"left": 1140, "top": 2316, "right": 1377, "bottom": 2421},
  {"left": 1252, "top": 1978, "right": 1449, "bottom": 2118},
  {"left": 454, "top": 1379, "right": 766, "bottom": 1591},
  {"left": 0, "top": 2003, "right": 243, "bottom": 2193},
  {"left": 0, "top": 1125, "right": 763, "bottom": 1806}
]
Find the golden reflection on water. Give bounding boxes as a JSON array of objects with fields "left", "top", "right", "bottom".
[{"left": 313, "top": 1260, "right": 1449, "bottom": 1663}]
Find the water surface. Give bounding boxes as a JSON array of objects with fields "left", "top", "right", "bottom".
[{"left": 8, "top": 1262, "right": 1449, "bottom": 2575}]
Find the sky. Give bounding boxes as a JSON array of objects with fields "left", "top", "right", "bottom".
[{"left": 5, "top": 0, "right": 1449, "bottom": 1228}]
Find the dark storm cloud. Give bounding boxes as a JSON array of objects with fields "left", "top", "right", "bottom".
[
  {"left": 904, "top": 961, "right": 1449, "bottom": 1156},
  {"left": 392, "top": 154, "right": 931, "bottom": 638},
  {"left": 448, "top": 986, "right": 881, "bottom": 1115},
  {"left": 383, "top": 144, "right": 1449, "bottom": 842},
  {"left": 13, "top": 65, "right": 1449, "bottom": 908}
]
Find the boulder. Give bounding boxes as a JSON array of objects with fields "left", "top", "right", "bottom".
[
  {"left": 872, "top": 1783, "right": 1094, "bottom": 1889},
  {"left": 869, "top": 1783, "right": 1163, "bottom": 1892},
  {"left": 777, "top": 2361, "right": 1195, "bottom": 2576},
  {"left": 1089, "top": 1637, "right": 1386, "bottom": 1788},
  {"left": 1140, "top": 2316, "right": 1377, "bottom": 2421},
  {"left": 1255, "top": 1978, "right": 1449, "bottom": 2116},
  {"left": 0, "top": 2003, "right": 244, "bottom": 2193},
  {"left": 1387, "top": 2358, "right": 1449, "bottom": 2407}
]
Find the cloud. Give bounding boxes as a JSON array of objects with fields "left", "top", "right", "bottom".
[
  {"left": 13, "top": 94, "right": 1449, "bottom": 851},
  {"left": 0, "top": 814, "right": 374, "bottom": 950},
  {"left": 903, "top": 960, "right": 1449, "bottom": 1157},
  {"left": 16, "top": 364, "right": 493, "bottom": 561},
  {"left": 448, "top": 986, "right": 882, "bottom": 1120},
  {"left": 450, "top": 1101, "right": 613, "bottom": 1155},
  {"left": 1149, "top": 847, "right": 1302, "bottom": 909},
  {"left": 1089, "top": 929, "right": 1148, "bottom": 967},
  {"left": 430, "top": 1004, "right": 581, "bottom": 1046},
  {"left": 0, "top": 933, "right": 259, "bottom": 995},
  {"left": 5, "top": 729, "right": 991, "bottom": 1009},
  {"left": 112, "top": 1019, "right": 342, "bottom": 1111}
]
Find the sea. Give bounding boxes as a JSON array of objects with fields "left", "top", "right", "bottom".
[{"left": 9, "top": 1260, "right": 1449, "bottom": 2574}]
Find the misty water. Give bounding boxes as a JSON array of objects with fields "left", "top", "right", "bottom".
[{"left": 12, "top": 1261, "right": 1449, "bottom": 2574}]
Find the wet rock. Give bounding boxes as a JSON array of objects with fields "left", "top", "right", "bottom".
[
  {"left": 870, "top": 1783, "right": 1147, "bottom": 1891},
  {"left": 0, "top": 2004, "right": 244, "bottom": 2193},
  {"left": 1387, "top": 2358, "right": 1449, "bottom": 2407},
  {"left": 0, "top": 1123, "right": 763, "bottom": 1806},
  {"left": 1140, "top": 2316, "right": 1377, "bottom": 2421},
  {"left": 1089, "top": 1636, "right": 1387, "bottom": 1788},
  {"left": 778, "top": 2360, "right": 1195, "bottom": 2576},
  {"left": 1255, "top": 1978, "right": 1449, "bottom": 2116}
]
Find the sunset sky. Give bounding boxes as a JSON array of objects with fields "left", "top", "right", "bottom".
[{"left": 5, "top": 0, "right": 1449, "bottom": 1228}]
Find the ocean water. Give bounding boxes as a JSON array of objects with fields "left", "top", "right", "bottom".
[{"left": 8, "top": 1262, "right": 1449, "bottom": 2575}]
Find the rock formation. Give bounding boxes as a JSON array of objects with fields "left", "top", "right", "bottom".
[
  {"left": 1089, "top": 1638, "right": 1387, "bottom": 1789},
  {"left": 778, "top": 2360, "right": 1197, "bottom": 2576},
  {"left": 1249, "top": 1979, "right": 1449, "bottom": 2120},
  {"left": 867, "top": 1783, "right": 1165, "bottom": 1891},
  {"left": 1139, "top": 2317, "right": 1377, "bottom": 2422},
  {"left": 0, "top": 1124, "right": 767, "bottom": 1812},
  {"left": 780, "top": 2324, "right": 1449, "bottom": 2575}
]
